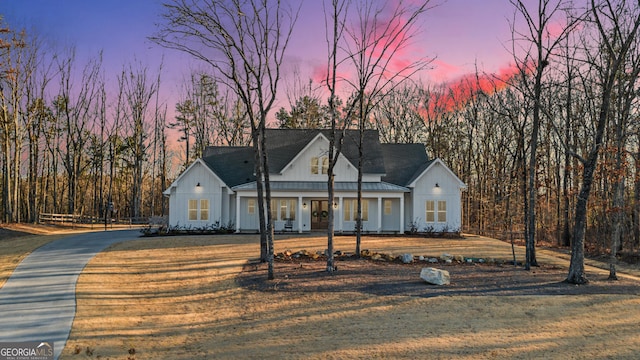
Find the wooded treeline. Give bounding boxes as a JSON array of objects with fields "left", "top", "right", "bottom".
[
  {"left": 0, "top": 20, "right": 251, "bottom": 223},
  {"left": 276, "top": 0, "right": 640, "bottom": 264},
  {"left": 2, "top": 0, "right": 640, "bottom": 266}
]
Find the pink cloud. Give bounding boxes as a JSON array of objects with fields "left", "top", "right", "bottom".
[
  {"left": 353, "top": 1, "right": 430, "bottom": 80},
  {"left": 424, "top": 62, "right": 525, "bottom": 118},
  {"left": 545, "top": 21, "right": 565, "bottom": 40},
  {"left": 311, "top": 64, "right": 328, "bottom": 85},
  {"left": 310, "top": 63, "right": 354, "bottom": 90},
  {"left": 430, "top": 59, "right": 461, "bottom": 82}
]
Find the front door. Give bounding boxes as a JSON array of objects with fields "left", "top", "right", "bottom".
[{"left": 311, "top": 200, "right": 329, "bottom": 230}]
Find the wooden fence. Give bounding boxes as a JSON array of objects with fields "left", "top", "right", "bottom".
[{"left": 38, "top": 213, "right": 150, "bottom": 226}]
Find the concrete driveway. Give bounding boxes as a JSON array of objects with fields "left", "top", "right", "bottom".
[{"left": 0, "top": 230, "right": 140, "bottom": 360}]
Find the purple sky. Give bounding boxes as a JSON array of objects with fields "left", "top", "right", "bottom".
[{"left": 0, "top": 0, "right": 521, "bottom": 115}]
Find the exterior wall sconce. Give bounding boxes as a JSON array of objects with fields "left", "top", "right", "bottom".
[
  {"left": 333, "top": 202, "right": 338, "bottom": 209},
  {"left": 303, "top": 202, "right": 307, "bottom": 209},
  {"left": 435, "top": 183, "right": 439, "bottom": 188},
  {"left": 196, "top": 182, "right": 201, "bottom": 187}
]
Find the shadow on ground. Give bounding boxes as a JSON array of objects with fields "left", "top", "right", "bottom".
[{"left": 236, "top": 258, "right": 640, "bottom": 297}]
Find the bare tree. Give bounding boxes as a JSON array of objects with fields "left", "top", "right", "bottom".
[
  {"left": 323, "top": 0, "right": 355, "bottom": 273},
  {"left": 216, "top": 95, "right": 250, "bottom": 146},
  {"left": 119, "top": 61, "right": 160, "bottom": 218},
  {"left": 319, "top": 0, "right": 432, "bottom": 272},
  {"left": 150, "top": 67, "right": 168, "bottom": 217},
  {"left": 566, "top": 0, "right": 640, "bottom": 284},
  {"left": 342, "top": 0, "right": 433, "bottom": 256},
  {"left": 173, "top": 71, "right": 221, "bottom": 161},
  {"left": 373, "top": 82, "right": 427, "bottom": 144},
  {"left": 509, "top": 0, "right": 582, "bottom": 270},
  {"left": 276, "top": 76, "right": 329, "bottom": 129},
  {"left": 154, "top": 0, "right": 299, "bottom": 279},
  {"left": 0, "top": 20, "right": 33, "bottom": 222},
  {"left": 55, "top": 49, "right": 102, "bottom": 215}
]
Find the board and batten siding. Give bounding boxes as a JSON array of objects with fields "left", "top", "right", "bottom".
[
  {"left": 410, "top": 161, "right": 463, "bottom": 232},
  {"left": 270, "top": 135, "right": 364, "bottom": 182},
  {"left": 168, "top": 161, "right": 225, "bottom": 227}
]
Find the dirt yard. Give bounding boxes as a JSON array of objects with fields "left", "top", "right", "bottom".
[
  {"left": 53, "top": 233, "right": 640, "bottom": 360},
  {"left": 2, "top": 228, "right": 639, "bottom": 359}
]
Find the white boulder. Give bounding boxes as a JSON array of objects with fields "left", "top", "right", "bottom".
[{"left": 420, "top": 267, "right": 450, "bottom": 285}]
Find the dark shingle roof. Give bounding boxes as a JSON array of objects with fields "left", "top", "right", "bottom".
[
  {"left": 201, "top": 146, "right": 256, "bottom": 187},
  {"left": 380, "top": 143, "right": 432, "bottom": 186},
  {"left": 263, "top": 129, "right": 386, "bottom": 174},
  {"left": 200, "top": 129, "right": 430, "bottom": 188}
]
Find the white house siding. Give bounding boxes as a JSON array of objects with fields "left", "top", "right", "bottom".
[
  {"left": 410, "top": 162, "right": 463, "bottom": 232},
  {"left": 233, "top": 191, "right": 405, "bottom": 233},
  {"left": 167, "top": 161, "right": 225, "bottom": 228},
  {"left": 404, "top": 192, "right": 413, "bottom": 232},
  {"left": 271, "top": 136, "right": 361, "bottom": 182},
  {"left": 220, "top": 187, "right": 232, "bottom": 227}
]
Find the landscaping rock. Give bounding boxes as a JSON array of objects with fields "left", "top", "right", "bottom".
[
  {"left": 371, "top": 253, "right": 383, "bottom": 261},
  {"left": 401, "top": 253, "right": 413, "bottom": 264},
  {"left": 440, "top": 253, "right": 454, "bottom": 261},
  {"left": 454, "top": 255, "right": 464, "bottom": 262},
  {"left": 418, "top": 255, "right": 425, "bottom": 261},
  {"left": 428, "top": 257, "right": 439, "bottom": 263},
  {"left": 420, "top": 267, "right": 450, "bottom": 285},
  {"left": 296, "top": 250, "right": 310, "bottom": 257}
]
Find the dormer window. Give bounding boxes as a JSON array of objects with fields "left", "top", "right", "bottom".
[{"left": 311, "top": 156, "right": 329, "bottom": 174}]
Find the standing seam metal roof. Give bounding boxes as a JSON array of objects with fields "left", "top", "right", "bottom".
[{"left": 232, "top": 181, "right": 409, "bottom": 192}]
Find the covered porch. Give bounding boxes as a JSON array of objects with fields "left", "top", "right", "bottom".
[{"left": 233, "top": 181, "right": 408, "bottom": 234}]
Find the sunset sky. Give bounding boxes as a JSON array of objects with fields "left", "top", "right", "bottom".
[{"left": 0, "top": 0, "right": 525, "bottom": 114}]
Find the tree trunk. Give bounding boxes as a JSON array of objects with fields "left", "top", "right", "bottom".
[
  {"left": 253, "top": 130, "right": 268, "bottom": 263},
  {"left": 609, "top": 177, "right": 623, "bottom": 280},
  {"left": 260, "top": 121, "right": 275, "bottom": 280},
  {"left": 327, "top": 171, "right": 336, "bottom": 272},
  {"left": 356, "top": 117, "right": 364, "bottom": 257},
  {"left": 566, "top": 168, "right": 591, "bottom": 284},
  {"left": 634, "top": 154, "right": 640, "bottom": 247}
]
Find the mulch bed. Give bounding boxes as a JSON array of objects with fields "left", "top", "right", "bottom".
[{"left": 237, "top": 256, "right": 640, "bottom": 297}]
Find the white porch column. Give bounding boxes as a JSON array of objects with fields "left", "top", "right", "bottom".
[
  {"left": 235, "top": 194, "right": 241, "bottom": 233},
  {"left": 377, "top": 197, "right": 382, "bottom": 233},
  {"left": 338, "top": 196, "right": 343, "bottom": 233},
  {"left": 399, "top": 195, "right": 405, "bottom": 234},
  {"left": 298, "top": 196, "right": 303, "bottom": 233}
]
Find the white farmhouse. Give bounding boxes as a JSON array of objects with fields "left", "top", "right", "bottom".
[{"left": 163, "top": 129, "right": 466, "bottom": 233}]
